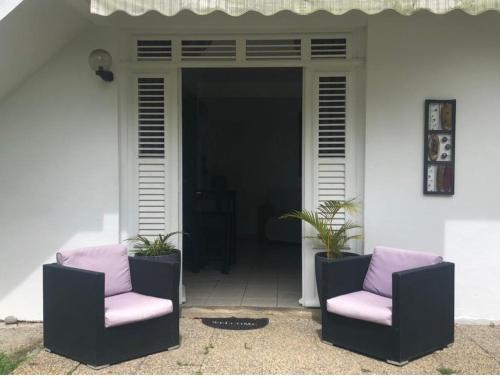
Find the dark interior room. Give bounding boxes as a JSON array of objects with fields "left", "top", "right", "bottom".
[{"left": 182, "top": 68, "right": 303, "bottom": 307}]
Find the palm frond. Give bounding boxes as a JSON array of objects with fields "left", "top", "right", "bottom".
[
  {"left": 281, "top": 198, "right": 362, "bottom": 258},
  {"left": 163, "top": 231, "right": 184, "bottom": 240}
]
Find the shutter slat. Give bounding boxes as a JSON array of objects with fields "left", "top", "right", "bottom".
[{"left": 139, "top": 223, "right": 165, "bottom": 229}]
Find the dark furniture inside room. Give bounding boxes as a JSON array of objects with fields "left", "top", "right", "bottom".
[{"left": 191, "top": 189, "right": 236, "bottom": 273}]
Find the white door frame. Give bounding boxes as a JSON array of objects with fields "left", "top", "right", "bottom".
[{"left": 119, "top": 33, "right": 365, "bottom": 308}]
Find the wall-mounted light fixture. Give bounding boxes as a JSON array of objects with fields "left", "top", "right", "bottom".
[{"left": 88, "top": 49, "right": 114, "bottom": 82}]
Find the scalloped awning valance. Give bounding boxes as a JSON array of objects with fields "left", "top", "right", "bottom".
[{"left": 90, "top": 0, "right": 500, "bottom": 16}]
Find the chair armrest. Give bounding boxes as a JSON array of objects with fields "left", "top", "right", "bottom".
[
  {"left": 43, "top": 264, "right": 105, "bottom": 348},
  {"left": 129, "top": 257, "right": 180, "bottom": 308},
  {"left": 392, "top": 262, "right": 454, "bottom": 356},
  {"left": 322, "top": 255, "right": 372, "bottom": 300}
]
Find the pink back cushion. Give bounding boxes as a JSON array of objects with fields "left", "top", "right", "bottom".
[
  {"left": 363, "top": 246, "right": 443, "bottom": 298},
  {"left": 57, "top": 244, "right": 132, "bottom": 297}
]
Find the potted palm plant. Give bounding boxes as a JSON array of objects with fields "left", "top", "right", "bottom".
[
  {"left": 127, "top": 232, "right": 182, "bottom": 263},
  {"left": 281, "top": 199, "right": 362, "bottom": 308}
]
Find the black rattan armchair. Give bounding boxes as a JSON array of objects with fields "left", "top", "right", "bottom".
[
  {"left": 43, "top": 251, "right": 180, "bottom": 369},
  {"left": 320, "top": 247, "right": 454, "bottom": 365}
]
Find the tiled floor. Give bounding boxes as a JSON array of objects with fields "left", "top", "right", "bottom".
[{"left": 183, "top": 240, "right": 302, "bottom": 308}]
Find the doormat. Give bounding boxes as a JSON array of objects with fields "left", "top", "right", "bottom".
[{"left": 198, "top": 317, "right": 269, "bottom": 330}]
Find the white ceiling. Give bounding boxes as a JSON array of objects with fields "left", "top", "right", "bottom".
[
  {"left": 0, "top": 0, "right": 88, "bottom": 102},
  {"left": 0, "top": 0, "right": 23, "bottom": 21}
]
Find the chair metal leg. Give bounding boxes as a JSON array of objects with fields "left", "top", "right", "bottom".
[
  {"left": 86, "top": 364, "right": 110, "bottom": 370},
  {"left": 441, "top": 343, "right": 454, "bottom": 350},
  {"left": 386, "top": 359, "right": 409, "bottom": 367}
]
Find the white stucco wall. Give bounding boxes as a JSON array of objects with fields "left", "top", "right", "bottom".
[
  {"left": 1, "top": 7, "right": 499, "bottom": 321},
  {"left": 364, "top": 11, "right": 500, "bottom": 321},
  {"left": 0, "top": 28, "right": 120, "bottom": 320}
]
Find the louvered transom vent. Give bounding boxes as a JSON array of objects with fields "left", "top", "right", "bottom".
[
  {"left": 318, "top": 76, "right": 346, "bottom": 158},
  {"left": 246, "top": 39, "right": 301, "bottom": 60},
  {"left": 137, "top": 76, "right": 167, "bottom": 237},
  {"left": 311, "top": 38, "right": 347, "bottom": 59},
  {"left": 137, "top": 40, "right": 172, "bottom": 61},
  {"left": 181, "top": 40, "right": 236, "bottom": 61}
]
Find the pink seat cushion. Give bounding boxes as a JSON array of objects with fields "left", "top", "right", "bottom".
[
  {"left": 57, "top": 244, "right": 132, "bottom": 297},
  {"left": 363, "top": 246, "right": 443, "bottom": 298},
  {"left": 327, "top": 291, "right": 393, "bottom": 326},
  {"left": 104, "top": 292, "right": 173, "bottom": 328}
]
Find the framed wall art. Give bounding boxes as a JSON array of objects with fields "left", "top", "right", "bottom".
[{"left": 424, "top": 99, "right": 456, "bottom": 195}]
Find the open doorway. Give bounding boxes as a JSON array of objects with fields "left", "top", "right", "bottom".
[{"left": 182, "top": 68, "right": 302, "bottom": 307}]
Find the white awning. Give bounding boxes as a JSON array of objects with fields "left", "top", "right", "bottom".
[{"left": 90, "top": 0, "right": 500, "bottom": 16}]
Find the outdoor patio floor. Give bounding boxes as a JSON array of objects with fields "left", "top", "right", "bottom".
[{"left": 4, "top": 307, "right": 500, "bottom": 375}]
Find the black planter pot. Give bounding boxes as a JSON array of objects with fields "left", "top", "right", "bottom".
[
  {"left": 315, "top": 251, "right": 359, "bottom": 311},
  {"left": 132, "top": 249, "right": 181, "bottom": 264}
]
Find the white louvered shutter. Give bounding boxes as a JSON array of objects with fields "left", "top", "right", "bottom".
[
  {"left": 315, "top": 74, "right": 347, "bottom": 228},
  {"left": 137, "top": 76, "right": 167, "bottom": 237}
]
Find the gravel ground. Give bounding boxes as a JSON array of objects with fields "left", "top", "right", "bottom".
[
  {"left": 0, "top": 322, "right": 42, "bottom": 356},
  {"left": 5, "top": 307, "right": 500, "bottom": 375}
]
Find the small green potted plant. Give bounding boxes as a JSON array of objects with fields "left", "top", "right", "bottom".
[
  {"left": 127, "top": 232, "right": 182, "bottom": 263},
  {"left": 281, "top": 199, "right": 362, "bottom": 308}
]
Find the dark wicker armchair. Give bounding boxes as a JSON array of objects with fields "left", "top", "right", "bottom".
[
  {"left": 320, "top": 246, "right": 454, "bottom": 365},
  {"left": 43, "top": 245, "right": 180, "bottom": 368}
]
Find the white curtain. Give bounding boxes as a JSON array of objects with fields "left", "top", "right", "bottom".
[{"left": 91, "top": 0, "right": 500, "bottom": 16}]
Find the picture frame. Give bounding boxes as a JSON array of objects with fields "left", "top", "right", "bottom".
[{"left": 423, "top": 99, "right": 456, "bottom": 195}]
